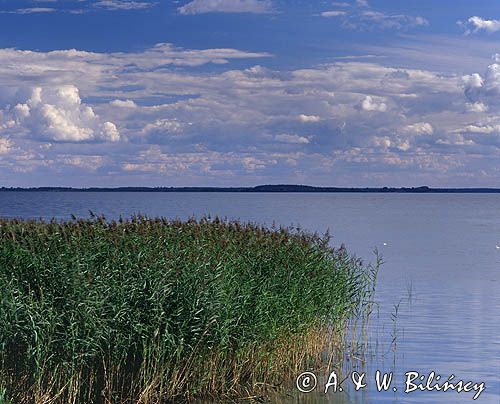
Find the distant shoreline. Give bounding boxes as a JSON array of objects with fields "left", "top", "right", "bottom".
[{"left": 1, "top": 185, "right": 499, "bottom": 193}]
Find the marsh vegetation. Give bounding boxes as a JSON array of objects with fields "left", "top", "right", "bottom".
[{"left": 0, "top": 215, "right": 378, "bottom": 403}]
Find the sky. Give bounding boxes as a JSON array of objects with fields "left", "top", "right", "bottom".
[{"left": 0, "top": 0, "right": 499, "bottom": 187}]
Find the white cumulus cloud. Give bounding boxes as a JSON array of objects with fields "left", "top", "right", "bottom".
[
  {"left": 93, "top": 1, "right": 155, "bottom": 10},
  {"left": 274, "top": 134, "right": 310, "bottom": 144},
  {"left": 298, "top": 114, "right": 321, "bottom": 123},
  {"left": 460, "top": 16, "right": 500, "bottom": 35},
  {"left": 466, "top": 102, "right": 488, "bottom": 112},
  {"left": 321, "top": 10, "right": 346, "bottom": 17},
  {"left": 6, "top": 7, "right": 56, "bottom": 14},
  {"left": 110, "top": 99, "right": 138, "bottom": 108},
  {"left": 461, "top": 124, "right": 500, "bottom": 134},
  {"left": 141, "top": 119, "right": 183, "bottom": 135},
  {"left": 403, "top": 122, "right": 434, "bottom": 135},
  {"left": 178, "top": 0, "right": 273, "bottom": 15},
  {"left": 361, "top": 95, "right": 387, "bottom": 112},
  {"left": 4, "top": 85, "right": 120, "bottom": 142},
  {"left": 462, "top": 63, "right": 500, "bottom": 107},
  {"left": 0, "top": 137, "right": 12, "bottom": 154},
  {"left": 320, "top": 1, "right": 428, "bottom": 31}
]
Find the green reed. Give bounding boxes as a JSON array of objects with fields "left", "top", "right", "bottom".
[{"left": 0, "top": 215, "right": 377, "bottom": 403}]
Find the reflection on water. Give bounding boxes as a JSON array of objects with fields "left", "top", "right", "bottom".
[
  {"left": 1, "top": 192, "right": 499, "bottom": 403},
  {"left": 273, "top": 296, "right": 494, "bottom": 403}
]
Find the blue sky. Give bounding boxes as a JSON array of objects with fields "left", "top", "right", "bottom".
[{"left": 0, "top": 0, "right": 499, "bottom": 187}]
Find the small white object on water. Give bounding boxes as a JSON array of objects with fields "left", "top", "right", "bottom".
[
  {"left": 383, "top": 242, "right": 388, "bottom": 246},
  {"left": 496, "top": 245, "right": 500, "bottom": 249}
]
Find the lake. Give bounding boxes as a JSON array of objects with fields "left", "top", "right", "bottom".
[{"left": 0, "top": 192, "right": 498, "bottom": 403}]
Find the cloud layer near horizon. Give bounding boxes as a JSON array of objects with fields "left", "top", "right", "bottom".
[{"left": 0, "top": 42, "right": 498, "bottom": 187}]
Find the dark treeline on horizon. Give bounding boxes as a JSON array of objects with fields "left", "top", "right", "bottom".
[{"left": 1, "top": 185, "right": 499, "bottom": 193}]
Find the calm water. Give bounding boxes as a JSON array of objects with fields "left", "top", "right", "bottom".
[{"left": 1, "top": 192, "right": 499, "bottom": 403}]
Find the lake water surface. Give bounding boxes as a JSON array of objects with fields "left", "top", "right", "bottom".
[{"left": 0, "top": 192, "right": 499, "bottom": 403}]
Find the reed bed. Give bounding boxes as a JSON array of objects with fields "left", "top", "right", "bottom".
[{"left": 0, "top": 215, "right": 377, "bottom": 403}]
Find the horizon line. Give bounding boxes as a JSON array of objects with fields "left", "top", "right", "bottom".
[{"left": 1, "top": 185, "right": 499, "bottom": 193}]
